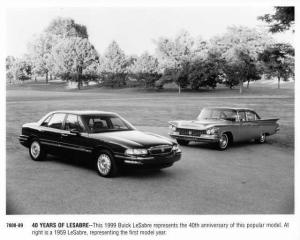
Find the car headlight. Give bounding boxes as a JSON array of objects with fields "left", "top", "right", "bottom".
[
  {"left": 169, "top": 125, "right": 177, "bottom": 131},
  {"left": 206, "top": 127, "right": 219, "bottom": 135},
  {"left": 125, "top": 149, "right": 148, "bottom": 155},
  {"left": 172, "top": 144, "right": 181, "bottom": 152}
]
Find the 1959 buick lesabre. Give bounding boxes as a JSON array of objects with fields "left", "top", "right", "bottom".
[
  {"left": 19, "top": 111, "right": 181, "bottom": 177},
  {"left": 168, "top": 107, "right": 279, "bottom": 150}
]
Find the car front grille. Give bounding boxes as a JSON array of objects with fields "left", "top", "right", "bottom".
[
  {"left": 149, "top": 145, "right": 173, "bottom": 155},
  {"left": 178, "top": 128, "right": 206, "bottom": 137}
]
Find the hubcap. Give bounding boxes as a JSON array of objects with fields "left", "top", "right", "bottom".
[
  {"left": 219, "top": 134, "right": 228, "bottom": 149},
  {"left": 97, "top": 154, "right": 111, "bottom": 175},
  {"left": 31, "top": 141, "right": 40, "bottom": 159},
  {"left": 260, "top": 133, "right": 266, "bottom": 142}
]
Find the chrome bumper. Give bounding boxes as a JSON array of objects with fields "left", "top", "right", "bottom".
[
  {"left": 169, "top": 133, "right": 220, "bottom": 142},
  {"left": 19, "top": 135, "right": 29, "bottom": 146},
  {"left": 114, "top": 151, "right": 181, "bottom": 165}
]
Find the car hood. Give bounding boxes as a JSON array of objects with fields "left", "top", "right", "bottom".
[
  {"left": 89, "top": 130, "right": 173, "bottom": 148},
  {"left": 170, "top": 119, "right": 231, "bottom": 130}
]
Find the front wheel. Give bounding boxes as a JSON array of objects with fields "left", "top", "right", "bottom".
[
  {"left": 29, "top": 139, "right": 46, "bottom": 161},
  {"left": 217, "top": 133, "right": 229, "bottom": 150},
  {"left": 96, "top": 150, "right": 118, "bottom": 177},
  {"left": 177, "top": 139, "right": 190, "bottom": 146}
]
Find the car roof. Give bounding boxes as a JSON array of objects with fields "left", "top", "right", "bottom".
[
  {"left": 204, "top": 107, "right": 255, "bottom": 111},
  {"left": 49, "top": 110, "right": 118, "bottom": 116}
]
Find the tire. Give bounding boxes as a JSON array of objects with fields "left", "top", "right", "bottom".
[
  {"left": 256, "top": 133, "right": 266, "bottom": 143},
  {"left": 177, "top": 139, "right": 190, "bottom": 146},
  {"left": 217, "top": 133, "right": 229, "bottom": 150},
  {"left": 29, "top": 139, "right": 45, "bottom": 161},
  {"left": 95, "top": 150, "right": 118, "bottom": 177}
]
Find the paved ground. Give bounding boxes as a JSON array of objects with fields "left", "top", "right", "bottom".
[
  {"left": 6, "top": 86, "right": 294, "bottom": 214},
  {"left": 6, "top": 126, "right": 294, "bottom": 215}
]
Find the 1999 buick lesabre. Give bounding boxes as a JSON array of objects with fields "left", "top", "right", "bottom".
[{"left": 19, "top": 111, "right": 181, "bottom": 177}]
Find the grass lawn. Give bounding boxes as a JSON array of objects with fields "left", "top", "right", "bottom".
[{"left": 6, "top": 80, "right": 294, "bottom": 151}]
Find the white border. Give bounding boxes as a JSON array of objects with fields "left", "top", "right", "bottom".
[{"left": 1, "top": 0, "right": 299, "bottom": 239}]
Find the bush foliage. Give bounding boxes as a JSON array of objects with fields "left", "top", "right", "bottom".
[{"left": 7, "top": 13, "right": 294, "bottom": 92}]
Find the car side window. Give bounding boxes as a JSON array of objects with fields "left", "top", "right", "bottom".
[
  {"left": 78, "top": 117, "right": 85, "bottom": 132},
  {"left": 65, "top": 114, "right": 84, "bottom": 132},
  {"left": 246, "top": 111, "right": 256, "bottom": 121},
  {"left": 41, "top": 114, "right": 53, "bottom": 127},
  {"left": 88, "top": 118, "right": 108, "bottom": 131},
  {"left": 238, "top": 111, "right": 246, "bottom": 122},
  {"left": 220, "top": 110, "right": 237, "bottom": 121},
  {"left": 47, "top": 113, "right": 66, "bottom": 129}
]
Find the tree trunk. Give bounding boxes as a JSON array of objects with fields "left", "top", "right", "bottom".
[
  {"left": 77, "top": 66, "right": 83, "bottom": 90},
  {"left": 77, "top": 73, "right": 81, "bottom": 90},
  {"left": 278, "top": 76, "right": 280, "bottom": 89},
  {"left": 45, "top": 72, "right": 48, "bottom": 84},
  {"left": 239, "top": 79, "right": 243, "bottom": 94},
  {"left": 50, "top": 74, "right": 53, "bottom": 80},
  {"left": 247, "top": 80, "right": 250, "bottom": 88},
  {"left": 178, "top": 85, "right": 181, "bottom": 94},
  {"left": 35, "top": 76, "right": 37, "bottom": 82}
]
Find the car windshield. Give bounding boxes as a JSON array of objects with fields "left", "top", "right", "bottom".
[
  {"left": 197, "top": 108, "right": 237, "bottom": 121},
  {"left": 82, "top": 114, "right": 135, "bottom": 133}
]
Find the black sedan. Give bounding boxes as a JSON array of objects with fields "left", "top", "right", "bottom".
[{"left": 19, "top": 111, "right": 181, "bottom": 177}]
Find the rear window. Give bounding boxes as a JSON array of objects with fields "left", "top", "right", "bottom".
[{"left": 246, "top": 111, "right": 260, "bottom": 121}]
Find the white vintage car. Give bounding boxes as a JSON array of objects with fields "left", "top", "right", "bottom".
[{"left": 168, "top": 107, "right": 280, "bottom": 150}]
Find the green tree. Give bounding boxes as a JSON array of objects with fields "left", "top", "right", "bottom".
[
  {"left": 28, "top": 17, "right": 89, "bottom": 84},
  {"left": 14, "top": 58, "right": 32, "bottom": 82},
  {"left": 52, "top": 37, "right": 99, "bottom": 89},
  {"left": 155, "top": 30, "right": 197, "bottom": 92},
  {"left": 6, "top": 56, "right": 16, "bottom": 83},
  {"left": 211, "top": 26, "right": 272, "bottom": 93},
  {"left": 99, "top": 41, "right": 127, "bottom": 88},
  {"left": 45, "top": 17, "right": 88, "bottom": 38},
  {"left": 28, "top": 33, "right": 57, "bottom": 83},
  {"left": 189, "top": 53, "right": 224, "bottom": 90},
  {"left": 223, "top": 50, "right": 262, "bottom": 90},
  {"left": 258, "top": 7, "right": 295, "bottom": 33},
  {"left": 129, "top": 52, "right": 161, "bottom": 88},
  {"left": 258, "top": 43, "right": 294, "bottom": 88}
]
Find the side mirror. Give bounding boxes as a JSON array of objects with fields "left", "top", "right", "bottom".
[{"left": 70, "top": 129, "right": 80, "bottom": 135}]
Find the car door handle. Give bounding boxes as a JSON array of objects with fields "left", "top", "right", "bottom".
[{"left": 61, "top": 133, "right": 68, "bottom": 137}]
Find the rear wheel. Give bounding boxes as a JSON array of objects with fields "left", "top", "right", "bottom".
[
  {"left": 217, "top": 133, "right": 229, "bottom": 150},
  {"left": 96, "top": 150, "right": 118, "bottom": 177},
  {"left": 177, "top": 139, "right": 190, "bottom": 146},
  {"left": 29, "top": 139, "right": 45, "bottom": 161}
]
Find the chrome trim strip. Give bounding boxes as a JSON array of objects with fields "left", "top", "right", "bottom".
[
  {"left": 40, "top": 138, "right": 93, "bottom": 150},
  {"left": 19, "top": 137, "right": 28, "bottom": 140},
  {"left": 40, "top": 141, "right": 92, "bottom": 153},
  {"left": 60, "top": 144, "right": 92, "bottom": 153},
  {"left": 124, "top": 160, "right": 144, "bottom": 165},
  {"left": 19, "top": 135, "right": 29, "bottom": 140},
  {"left": 114, "top": 154, "right": 154, "bottom": 160},
  {"left": 170, "top": 134, "right": 218, "bottom": 139},
  {"left": 40, "top": 141, "right": 59, "bottom": 147},
  {"left": 40, "top": 139, "right": 58, "bottom": 144}
]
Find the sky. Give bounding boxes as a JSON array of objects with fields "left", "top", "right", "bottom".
[{"left": 6, "top": 6, "right": 294, "bottom": 58}]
